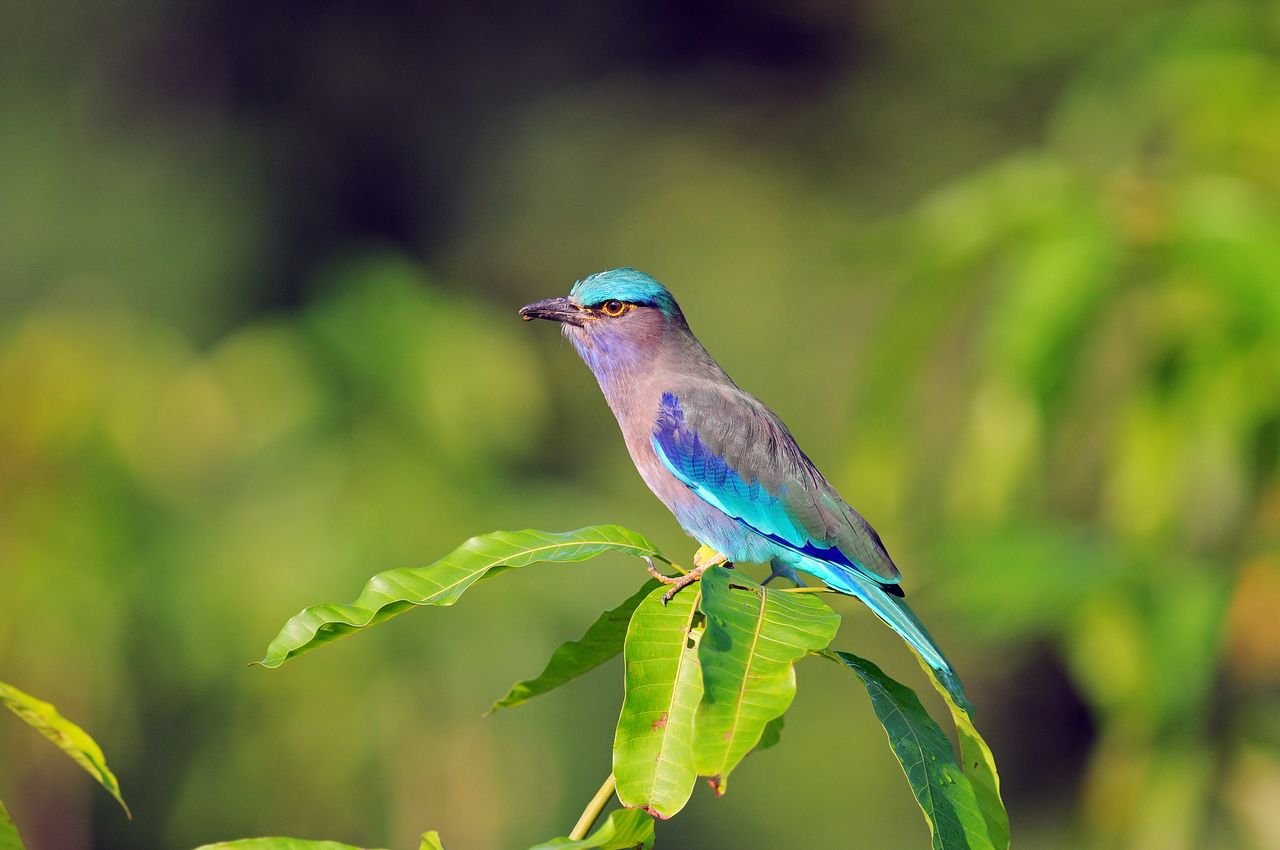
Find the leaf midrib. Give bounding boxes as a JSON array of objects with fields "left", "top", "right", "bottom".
[
  {"left": 713, "top": 584, "right": 768, "bottom": 776},
  {"left": 875, "top": 683, "right": 988, "bottom": 849},
  {"left": 418, "top": 536, "right": 656, "bottom": 606},
  {"left": 274, "top": 532, "right": 658, "bottom": 662},
  {"left": 642, "top": 589, "right": 702, "bottom": 801},
  {"left": 877, "top": 686, "right": 943, "bottom": 847}
]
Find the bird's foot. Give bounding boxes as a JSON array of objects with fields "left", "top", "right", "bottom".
[
  {"left": 663, "top": 546, "right": 732, "bottom": 604},
  {"left": 761, "top": 558, "right": 807, "bottom": 588},
  {"left": 643, "top": 556, "right": 684, "bottom": 585},
  {"left": 642, "top": 553, "right": 731, "bottom": 605},
  {"left": 660, "top": 564, "right": 709, "bottom": 605}
]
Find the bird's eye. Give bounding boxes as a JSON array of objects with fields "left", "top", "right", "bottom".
[{"left": 601, "top": 300, "right": 627, "bottom": 317}]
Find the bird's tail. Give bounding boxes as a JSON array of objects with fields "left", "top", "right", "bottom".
[{"left": 796, "top": 557, "right": 971, "bottom": 712}]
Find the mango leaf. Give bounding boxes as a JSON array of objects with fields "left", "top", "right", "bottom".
[
  {"left": 189, "top": 839, "right": 378, "bottom": 844},
  {"left": 755, "top": 714, "right": 785, "bottom": 752},
  {"left": 823, "top": 652, "right": 995, "bottom": 850},
  {"left": 419, "top": 834, "right": 445, "bottom": 850},
  {"left": 259, "top": 526, "right": 662, "bottom": 668},
  {"left": 490, "top": 579, "right": 662, "bottom": 713},
  {"left": 0, "top": 799, "right": 24, "bottom": 850},
  {"left": 919, "top": 659, "right": 1009, "bottom": 850},
  {"left": 193, "top": 840, "right": 386, "bottom": 850},
  {"left": 693, "top": 567, "right": 840, "bottom": 793},
  {"left": 612, "top": 584, "right": 703, "bottom": 819},
  {"left": 0, "top": 681, "right": 129, "bottom": 817},
  {"left": 527, "top": 808, "right": 655, "bottom": 849}
]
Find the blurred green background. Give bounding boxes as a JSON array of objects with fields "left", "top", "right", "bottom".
[{"left": 3, "top": 0, "right": 1280, "bottom": 848}]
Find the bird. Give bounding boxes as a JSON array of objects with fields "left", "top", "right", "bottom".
[{"left": 519, "top": 268, "right": 965, "bottom": 703}]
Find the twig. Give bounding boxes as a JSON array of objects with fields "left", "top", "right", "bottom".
[{"left": 568, "top": 773, "right": 617, "bottom": 840}]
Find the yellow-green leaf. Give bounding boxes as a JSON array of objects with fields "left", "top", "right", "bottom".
[
  {"left": 920, "top": 659, "right": 1010, "bottom": 850},
  {"left": 527, "top": 808, "right": 655, "bottom": 849},
  {"left": 259, "top": 526, "right": 662, "bottom": 668},
  {"left": 0, "top": 681, "right": 129, "bottom": 817},
  {"left": 193, "top": 840, "right": 387, "bottom": 850},
  {"left": 0, "top": 799, "right": 25, "bottom": 850},
  {"left": 490, "top": 579, "right": 661, "bottom": 713},
  {"left": 419, "top": 833, "right": 445, "bottom": 850},
  {"left": 693, "top": 567, "right": 839, "bottom": 794},
  {"left": 612, "top": 584, "right": 703, "bottom": 819}
]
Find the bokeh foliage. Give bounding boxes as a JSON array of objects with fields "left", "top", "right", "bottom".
[{"left": 2, "top": 0, "right": 1279, "bottom": 848}]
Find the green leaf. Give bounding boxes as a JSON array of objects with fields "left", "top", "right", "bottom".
[
  {"left": 418, "top": 833, "right": 445, "bottom": 850},
  {"left": 919, "top": 660, "right": 1010, "bottom": 850},
  {"left": 193, "top": 840, "right": 386, "bottom": 850},
  {"left": 693, "top": 567, "right": 840, "bottom": 793},
  {"left": 0, "top": 681, "right": 129, "bottom": 817},
  {"left": 490, "top": 580, "right": 662, "bottom": 713},
  {"left": 612, "top": 584, "right": 704, "bottom": 819},
  {"left": 756, "top": 714, "right": 785, "bottom": 752},
  {"left": 259, "top": 526, "right": 662, "bottom": 668},
  {"left": 527, "top": 808, "right": 655, "bottom": 849},
  {"left": 823, "top": 652, "right": 995, "bottom": 850},
  {"left": 0, "top": 799, "right": 25, "bottom": 850}
]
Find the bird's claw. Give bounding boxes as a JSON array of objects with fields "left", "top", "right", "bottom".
[
  {"left": 660, "top": 565, "right": 709, "bottom": 605},
  {"left": 643, "top": 556, "right": 683, "bottom": 585},
  {"left": 762, "top": 558, "right": 807, "bottom": 588},
  {"left": 644, "top": 552, "right": 733, "bottom": 605}
]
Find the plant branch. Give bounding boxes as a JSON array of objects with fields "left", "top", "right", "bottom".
[{"left": 568, "top": 773, "right": 616, "bottom": 840}]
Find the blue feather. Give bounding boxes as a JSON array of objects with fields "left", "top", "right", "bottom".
[
  {"left": 652, "top": 392, "right": 812, "bottom": 547},
  {"left": 789, "top": 554, "right": 968, "bottom": 710},
  {"left": 651, "top": 391, "right": 967, "bottom": 707},
  {"left": 571, "top": 269, "right": 679, "bottom": 316}
]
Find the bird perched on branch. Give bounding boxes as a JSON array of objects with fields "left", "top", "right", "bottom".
[{"left": 520, "top": 268, "right": 963, "bottom": 700}]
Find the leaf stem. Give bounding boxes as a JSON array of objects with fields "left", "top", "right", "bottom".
[{"left": 568, "top": 773, "right": 616, "bottom": 840}]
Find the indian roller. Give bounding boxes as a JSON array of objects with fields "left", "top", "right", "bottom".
[{"left": 519, "top": 268, "right": 964, "bottom": 701}]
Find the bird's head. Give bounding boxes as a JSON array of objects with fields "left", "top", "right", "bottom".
[{"left": 519, "top": 268, "right": 686, "bottom": 379}]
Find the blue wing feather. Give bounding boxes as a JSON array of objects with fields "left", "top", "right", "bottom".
[
  {"left": 651, "top": 390, "right": 894, "bottom": 582},
  {"left": 651, "top": 389, "right": 967, "bottom": 708}
]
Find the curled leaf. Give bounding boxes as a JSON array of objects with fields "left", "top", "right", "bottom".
[
  {"left": 259, "top": 526, "right": 662, "bottom": 668},
  {"left": 0, "top": 681, "right": 129, "bottom": 817},
  {"left": 823, "top": 652, "right": 996, "bottom": 850},
  {"left": 919, "top": 659, "right": 1009, "bottom": 850},
  {"left": 490, "top": 580, "right": 661, "bottom": 713}
]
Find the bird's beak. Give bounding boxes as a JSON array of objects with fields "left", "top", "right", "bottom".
[{"left": 518, "top": 296, "right": 586, "bottom": 327}]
